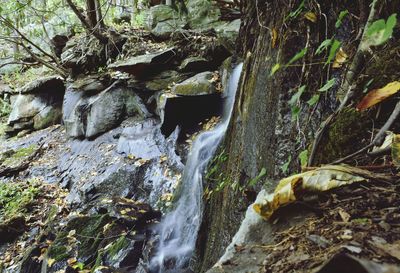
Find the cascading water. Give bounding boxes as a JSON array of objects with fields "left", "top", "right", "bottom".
[{"left": 150, "top": 63, "right": 243, "bottom": 273}]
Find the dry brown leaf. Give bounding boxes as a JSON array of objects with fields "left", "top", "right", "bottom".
[
  {"left": 304, "top": 12, "right": 317, "bottom": 23},
  {"left": 271, "top": 28, "right": 278, "bottom": 48},
  {"left": 338, "top": 208, "right": 351, "bottom": 222},
  {"left": 332, "top": 47, "right": 348, "bottom": 68},
  {"left": 356, "top": 81, "right": 400, "bottom": 111},
  {"left": 372, "top": 241, "right": 400, "bottom": 260}
]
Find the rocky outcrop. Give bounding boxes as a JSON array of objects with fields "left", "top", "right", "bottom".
[
  {"left": 144, "top": 5, "right": 186, "bottom": 40},
  {"left": 172, "top": 71, "right": 217, "bottom": 96},
  {"left": 108, "top": 48, "right": 176, "bottom": 78},
  {"left": 6, "top": 76, "right": 65, "bottom": 137},
  {"left": 63, "top": 81, "right": 150, "bottom": 139}
]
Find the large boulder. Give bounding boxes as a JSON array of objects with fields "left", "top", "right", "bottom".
[
  {"left": 179, "top": 56, "right": 212, "bottom": 73},
  {"left": 13, "top": 76, "right": 64, "bottom": 95},
  {"left": 144, "top": 5, "right": 180, "bottom": 30},
  {"left": 214, "top": 19, "right": 241, "bottom": 53},
  {"left": 6, "top": 76, "right": 65, "bottom": 136},
  {"left": 63, "top": 82, "right": 150, "bottom": 139},
  {"left": 187, "top": 0, "right": 221, "bottom": 28},
  {"left": 172, "top": 71, "right": 217, "bottom": 96},
  {"left": 145, "top": 70, "right": 188, "bottom": 92},
  {"left": 108, "top": 48, "right": 176, "bottom": 78}
]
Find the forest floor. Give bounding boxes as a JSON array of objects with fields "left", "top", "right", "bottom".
[{"left": 262, "top": 177, "right": 400, "bottom": 272}]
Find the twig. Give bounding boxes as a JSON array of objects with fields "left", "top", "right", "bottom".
[{"left": 331, "top": 100, "right": 400, "bottom": 164}]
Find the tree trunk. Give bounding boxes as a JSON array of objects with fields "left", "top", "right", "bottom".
[
  {"left": 196, "top": 0, "right": 400, "bottom": 272},
  {"left": 86, "top": 0, "right": 98, "bottom": 28}
]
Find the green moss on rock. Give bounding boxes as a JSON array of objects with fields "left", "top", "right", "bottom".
[{"left": 314, "top": 108, "right": 371, "bottom": 164}]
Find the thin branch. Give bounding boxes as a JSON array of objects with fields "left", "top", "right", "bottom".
[
  {"left": 0, "top": 15, "right": 58, "bottom": 63},
  {"left": 65, "top": 0, "right": 108, "bottom": 43}
]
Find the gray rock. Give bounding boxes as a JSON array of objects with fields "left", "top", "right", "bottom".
[
  {"left": 108, "top": 48, "right": 176, "bottom": 77},
  {"left": 214, "top": 19, "right": 241, "bottom": 53},
  {"left": 144, "top": 5, "right": 180, "bottom": 30},
  {"left": 15, "top": 76, "right": 64, "bottom": 95},
  {"left": 179, "top": 56, "right": 211, "bottom": 72},
  {"left": 85, "top": 86, "right": 127, "bottom": 138},
  {"left": 172, "top": 71, "right": 216, "bottom": 96},
  {"left": 63, "top": 82, "right": 150, "bottom": 139},
  {"left": 33, "top": 105, "right": 62, "bottom": 130},
  {"left": 187, "top": 0, "right": 221, "bottom": 28},
  {"left": 7, "top": 95, "right": 47, "bottom": 125},
  {"left": 145, "top": 70, "right": 187, "bottom": 92},
  {"left": 72, "top": 75, "right": 107, "bottom": 93},
  {"left": 151, "top": 20, "right": 179, "bottom": 40}
]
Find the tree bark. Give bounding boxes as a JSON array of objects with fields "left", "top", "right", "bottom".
[{"left": 65, "top": 0, "right": 108, "bottom": 43}]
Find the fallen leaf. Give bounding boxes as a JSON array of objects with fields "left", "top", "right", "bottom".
[
  {"left": 338, "top": 208, "right": 351, "bottom": 222},
  {"left": 304, "top": 12, "right": 317, "bottom": 23},
  {"left": 271, "top": 28, "right": 278, "bottom": 48},
  {"left": 356, "top": 81, "right": 400, "bottom": 111},
  {"left": 47, "top": 258, "right": 56, "bottom": 267},
  {"left": 253, "top": 165, "right": 391, "bottom": 220},
  {"left": 332, "top": 47, "right": 348, "bottom": 68},
  {"left": 392, "top": 134, "right": 400, "bottom": 167},
  {"left": 372, "top": 241, "right": 400, "bottom": 260}
]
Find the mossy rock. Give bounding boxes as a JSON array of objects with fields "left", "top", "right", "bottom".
[
  {"left": 0, "top": 144, "right": 39, "bottom": 169},
  {"left": 47, "top": 214, "right": 111, "bottom": 269},
  {"left": 313, "top": 108, "right": 372, "bottom": 164}
]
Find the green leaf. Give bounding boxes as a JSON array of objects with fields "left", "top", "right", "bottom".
[
  {"left": 287, "top": 0, "right": 305, "bottom": 19},
  {"left": 282, "top": 156, "right": 292, "bottom": 174},
  {"left": 335, "top": 10, "right": 349, "bottom": 28},
  {"left": 325, "top": 39, "right": 341, "bottom": 65},
  {"left": 364, "top": 13, "right": 397, "bottom": 48},
  {"left": 287, "top": 48, "right": 307, "bottom": 66},
  {"left": 315, "top": 39, "right": 332, "bottom": 55},
  {"left": 248, "top": 168, "right": 267, "bottom": 187},
  {"left": 291, "top": 105, "right": 300, "bottom": 121},
  {"left": 307, "top": 94, "right": 320, "bottom": 106},
  {"left": 299, "top": 150, "right": 308, "bottom": 168},
  {"left": 318, "top": 79, "right": 336, "bottom": 92},
  {"left": 271, "top": 63, "right": 281, "bottom": 76},
  {"left": 289, "top": 85, "right": 306, "bottom": 105}
]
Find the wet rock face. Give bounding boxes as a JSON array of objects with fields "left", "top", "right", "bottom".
[
  {"left": 25, "top": 197, "right": 161, "bottom": 273},
  {"left": 63, "top": 81, "right": 150, "bottom": 139}
]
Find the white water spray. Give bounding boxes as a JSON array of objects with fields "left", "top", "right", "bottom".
[{"left": 150, "top": 63, "right": 243, "bottom": 272}]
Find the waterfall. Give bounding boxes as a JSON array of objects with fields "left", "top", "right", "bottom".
[{"left": 150, "top": 63, "right": 243, "bottom": 272}]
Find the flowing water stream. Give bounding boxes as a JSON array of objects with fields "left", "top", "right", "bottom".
[{"left": 150, "top": 63, "right": 243, "bottom": 272}]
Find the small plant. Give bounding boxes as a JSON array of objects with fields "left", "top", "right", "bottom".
[{"left": 0, "top": 179, "right": 40, "bottom": 220}]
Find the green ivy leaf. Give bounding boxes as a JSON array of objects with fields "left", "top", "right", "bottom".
[
  {"left": 270, "top": 63, "right": 281, "bottom": 76},
  {"left": 282, "top": 156, "right": 292, "bottom": 174},
  {"left": 335, "top": 10, "right": 349, "bottom": 28},
  {"left": 289, "top": 85, "right": 306, "bottom": 105},
  {"left": 326, "top": 39, "right": 341, "bottom": 65},
  {"left": 248, "top": 168, "right": 267, "bottom": 187},
  {"left": 287, "top": 48, "right": 308, "bottom": 66},
  {"left": 318, "top": 79, "right": 336, "bottom": 92},
  {"left": 307, "top": 94, "right": 320, "bottom": 106},
  {"left": 299, "top": 150, "right": 308, "bottom": 168},
  {"left": 316, "top": 39, "right": 332, "bottom": 55},
  {"left": 363, "top": 13, "right": 397, "bottom": 49}
]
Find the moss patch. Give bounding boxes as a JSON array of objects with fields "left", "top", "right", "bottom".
[
  {"left": 314, "top": 108, "right": 372, "bottom": 164},
  {"left": 0, "top": 180, "right": 40, "bottom": 221},
  {"left": 1, "top": 144, "right": 39, "bottom": 167}
]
